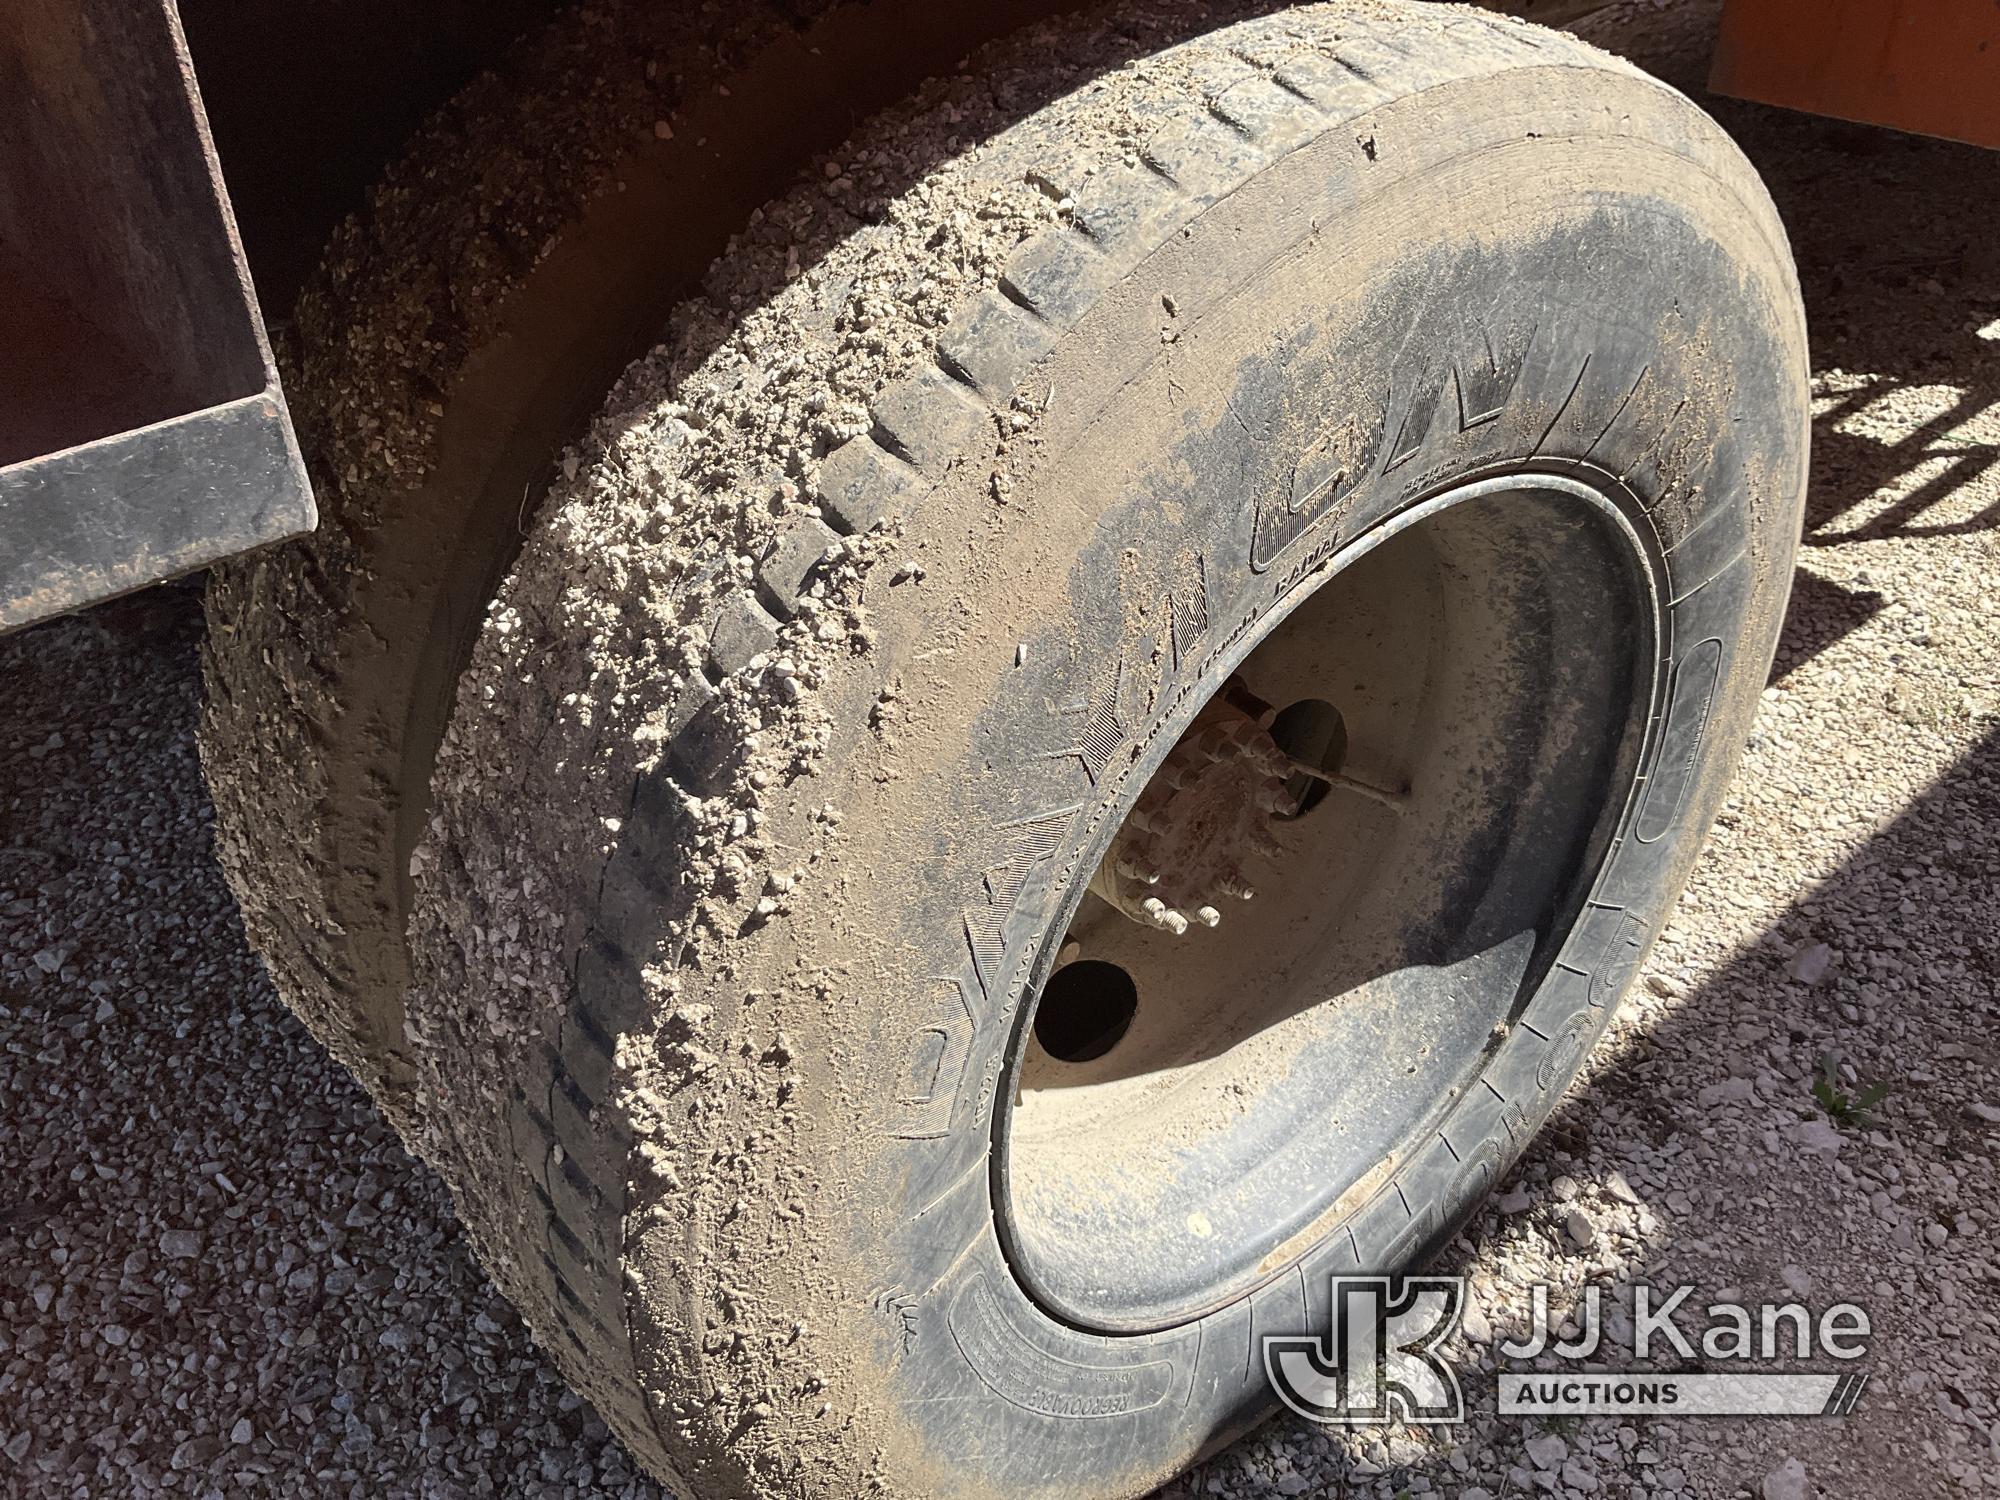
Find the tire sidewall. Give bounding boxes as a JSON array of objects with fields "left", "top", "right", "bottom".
[{"left": 754, "top": 72, "right": 1807, "bottom": 1499}]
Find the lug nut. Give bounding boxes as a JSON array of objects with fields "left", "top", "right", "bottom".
[{"left": 1115, "top": 854, "right": 1160, "bottom": 884}]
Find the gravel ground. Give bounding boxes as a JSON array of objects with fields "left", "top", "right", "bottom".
[{"left": 3, "top": 3, "right": 1998, "bottom": 1497}]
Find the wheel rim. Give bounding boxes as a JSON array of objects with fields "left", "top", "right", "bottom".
[{"left": 994, "top": 472, "right": 1665, "bottom": 1333}]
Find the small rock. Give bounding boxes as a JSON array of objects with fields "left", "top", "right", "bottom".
[
  {"left": 1497, "top": 1186, "right": 1534, "bottom": 1215},
  {"left": 1526, "top": 1433, "right": 1569, "bottom": 1471},
  {"left": 1564, "top": 1208, "right": 1598, "bottom": 1251},
  {"left": 160, "top": 1228, "right": 202, "bottom": 1259},
  {"left": 1790, "top": 1119, "right": 1845, "bottom": 1155},
  {"left": 230, "top": 1418, "right": 254, "bottom": 1446},
  {"left": 170, "top": 1435, "right": 222, "bottom": 1471},
  {"left": 1785, "top": 942, "right": 1833, "bottom": 984},
  {"left": 1964, "top": 1102, "right": 2000, "bottom": 1125},
  {"left": 1550, "top": 1175, "right": 1580, "bottom": 1202},
  {"left": 1762, "top": 1457, "right": 1809, "bottom": 1500},
  {"left": 1605, "top": 1170, "right": 1642, "bottom": 1205},
  {"left": 1462, "top": 1300, "right": 1493, "bottom": 1344},
  {"left": 1561, "top": 1458, "right": 1601, "bottom": 1494},
  {"left": 1699, "top": 1077, "right": 1756, "bottom": 1106}
]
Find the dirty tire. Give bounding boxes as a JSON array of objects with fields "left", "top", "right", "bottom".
[
  {"left": 196, "top": 0, "right": 1121, "bottom": 1455},
  {"left": 221, "top": 3, "right": 1809, "bottom": 1499},
  {"left": 195, "top": 0, "right": 1087, "bottom": 1134}
]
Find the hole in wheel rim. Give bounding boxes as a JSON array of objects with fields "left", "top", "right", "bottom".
[
  {"left": 1033, "top": 960, "right": 1139, "bottom": 1063},
  {"left": 996, "top": 475, "right": 1662, "bottom": 1333}
]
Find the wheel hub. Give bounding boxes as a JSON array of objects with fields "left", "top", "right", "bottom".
[{"left": 1085, "top": 683, "right": 1283, "bottom": 934}]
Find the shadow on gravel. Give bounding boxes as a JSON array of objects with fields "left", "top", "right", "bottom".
[
  {"left": 1766, "top": 117, "right": 2000, "bottom": 552},
  {"left": 1748, "top": 110, "right": 2000, "bottom": 676},
  {"left": 1806, "top": 375, "right": 2000, "bottom": 546}
]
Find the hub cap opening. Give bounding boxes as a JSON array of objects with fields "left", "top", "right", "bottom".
[{"left": 1033, "top": 960, "right": 1141, "bottom": 1064}]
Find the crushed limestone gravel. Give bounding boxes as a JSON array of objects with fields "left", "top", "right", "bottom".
[{"left": 2, "top": 1, "right": 1998, "bottom": 1496}]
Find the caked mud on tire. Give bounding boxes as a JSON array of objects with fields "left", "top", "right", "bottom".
[
  {"left": 196, "top": 0, "right": 1091, "bottom": 1134},
  {"left": 207, "top": 3, "right": 1807, "bottom": 1497}
]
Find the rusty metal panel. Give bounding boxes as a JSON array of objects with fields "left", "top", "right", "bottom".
[
  {"left": 0, "top": 0, "right": 311, "bottom": 631},
  {"left": 1712, "top": 0, "right": 2000, "bottom": 149}
]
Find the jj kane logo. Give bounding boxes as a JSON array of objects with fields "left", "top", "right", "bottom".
[
  {"left": 1263, "top": 1278, "right": 1467, "bottom": 1425},
  {"left": 1264, "top": 1278, "right": 1873, "bottom": 1424}
]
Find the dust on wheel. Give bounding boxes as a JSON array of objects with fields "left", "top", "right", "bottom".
[{"left": 203, "top": 2, "right": 1808, "bottom": 1496}]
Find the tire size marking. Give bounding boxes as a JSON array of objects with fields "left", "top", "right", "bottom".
[{"left": 946, "top": 1275, "right": 1175, "bottom": 1419}]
